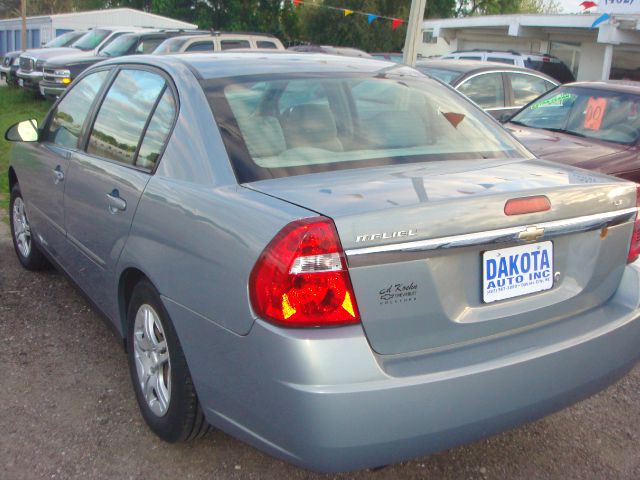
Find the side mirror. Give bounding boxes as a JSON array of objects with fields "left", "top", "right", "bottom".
[{"left": 5, "top": 119, "right": 39, "bottom": 142}]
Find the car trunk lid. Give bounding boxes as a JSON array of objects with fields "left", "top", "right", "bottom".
[{"left": 246, "top": 158, "right": 637, "bottom": 355}]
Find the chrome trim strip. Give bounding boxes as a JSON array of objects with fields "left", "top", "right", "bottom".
[{"left": 345, "top": 208, "right": 637, "bottom": 261}]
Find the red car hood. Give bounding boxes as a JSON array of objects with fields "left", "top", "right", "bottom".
[{"left": 505, "top": 123, "right": 638, "bottom": 179}]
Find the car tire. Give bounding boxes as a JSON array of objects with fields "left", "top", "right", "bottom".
[
  {"left": 126, "top": 279, "right": 210, "bottom": 442},
  {"left": 9, "top": 184, "right": 49, "bottom": 271}
]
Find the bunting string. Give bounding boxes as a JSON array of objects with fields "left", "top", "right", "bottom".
[{"left": 292, "top": 1, "right": 406, "bottom": 30}]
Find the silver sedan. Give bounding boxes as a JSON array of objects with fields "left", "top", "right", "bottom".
[{"left": 6, "top": 52, "right": 640, "bottom": 473}]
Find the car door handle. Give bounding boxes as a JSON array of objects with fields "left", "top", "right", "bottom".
[
  {"left": 106, "top": 189, "right": 127, "bottom": 214},
  {"left": 53, "top": 166, "right": 64, "bottom": 184}
]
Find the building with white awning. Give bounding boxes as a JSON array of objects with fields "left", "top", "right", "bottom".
[{"left": 420, "top": 12, "right": 640, "bottom": 81}]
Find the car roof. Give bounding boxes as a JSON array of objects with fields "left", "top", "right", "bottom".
[
  {"left": 563, "top": 80, "right": 640, "bottom": 95},
  {"left": 96, "top": 52, "right": 417, "bottom": 80},
  {"left": 169, "top": 33, "right": 278, "bottom": 42},
  {"left": 416, "top": 59, "right": 554, "bottom": 77}
]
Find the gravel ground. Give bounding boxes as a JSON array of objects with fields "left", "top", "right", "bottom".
[{"left": 1, "top": 215, "right": 640, "bottom": 480}]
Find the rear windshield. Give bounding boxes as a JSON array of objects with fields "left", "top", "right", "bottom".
[
  {"left": 203, "top": 73, "right": 530, "bottom": 182},
  {"left": 45, "top": 31, "right": 84, "bottom": 48},
  {"left": 72, "top": 29, "right": 111, "bottom": 51},
  {"left": 511, "top": 86, "right": 640, "bottom": 145},
  {"left": 524, "top": 59, "right": 575, "bottom": 83},
  {"left": 415, "top": 66, "right": 461, "bottom": 85}
]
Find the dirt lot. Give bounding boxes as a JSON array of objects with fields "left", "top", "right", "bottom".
[{"left": 1, "top": 216, "right": 640, "bottom": 480}]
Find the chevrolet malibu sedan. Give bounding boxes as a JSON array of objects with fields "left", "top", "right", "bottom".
[
  {"left": 507, "top": 81, "right": 640, "bottom": 182},
  {"left": 6, "top": 53, "right": 640, "bottom": 473}
]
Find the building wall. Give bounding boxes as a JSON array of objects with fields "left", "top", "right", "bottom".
[
  {"left": 576, "top": 43, "right": 609, "bottom": 80},
  {"left": 0, "top": 17, "right": 50, "bottom": 55}
]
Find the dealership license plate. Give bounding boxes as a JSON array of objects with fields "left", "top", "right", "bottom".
[
  {"left": 18, "top": 78, "right": 23, "bottom": 87},
  {"left": 482, "top": 241, "right": 553, "bottom": 303}
]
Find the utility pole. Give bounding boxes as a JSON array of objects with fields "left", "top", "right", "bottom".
[
  {"left": 403, "top": 0, "right": 427, "bottom": 67},
  {"left": 21, "top": 0, "right": 27, "bottom": 52}
]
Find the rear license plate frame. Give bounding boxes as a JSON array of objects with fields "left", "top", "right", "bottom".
[{"left": 482, "top": 241, "right": 554, "bottom": 303}]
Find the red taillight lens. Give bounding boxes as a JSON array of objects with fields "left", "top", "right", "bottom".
[
  {"left": 249, "top": 217, "right": 361, "bottom": 328},
  {"left": 627, "top": 186, "right": 640, "bottom": 263}
]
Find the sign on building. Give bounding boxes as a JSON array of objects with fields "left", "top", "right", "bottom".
[{"left": 599, "top": 0, "right": 640, "bottom": 15}]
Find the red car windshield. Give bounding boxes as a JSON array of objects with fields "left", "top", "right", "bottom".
[{"left": 511, "top": 86, "right": 640, "bottom": 146}]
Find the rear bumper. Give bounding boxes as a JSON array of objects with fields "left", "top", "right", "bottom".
[{"left": 163, "top": 264, "right": 640, "bottom": 473}]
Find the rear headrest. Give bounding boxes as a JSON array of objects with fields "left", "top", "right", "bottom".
[
  {"left": 283, "top": 104, "right": 342, "bottom": 150},
  {"left": 365, "top": 111, "right": 427, "bottom": 148},
  {"left": 237, "top": 115, "right": 286, "bottom": 158}
]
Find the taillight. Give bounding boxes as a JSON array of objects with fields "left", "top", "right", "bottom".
[
  {"left": 249, "top": 217, "right": 361, "bottom": 328},
  {"left": 504, "top": 195, "right": 551, "bottom": 216},
  {"left": 627, "top": 186, "right": 640, "bottom": 263}
]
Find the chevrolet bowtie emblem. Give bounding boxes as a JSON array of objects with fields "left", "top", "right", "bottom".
[{"left": 518, "top": 226, "right": 545, "bottom": 242}]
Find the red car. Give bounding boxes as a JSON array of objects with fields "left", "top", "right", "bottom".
[{"left": 506, "top": 81, "right": 640, "bottom": 182}]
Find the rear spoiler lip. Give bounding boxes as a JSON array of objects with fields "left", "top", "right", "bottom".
[{"left": 346, "top": 207, "right": 638, "bottom": 267}]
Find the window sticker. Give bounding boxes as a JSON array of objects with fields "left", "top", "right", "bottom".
[
  {"left": 529, "top": 93, "right": 573, "bottom": 110},
  {"left": 584, "top": 96, "right": 607, "bottom": 130}
]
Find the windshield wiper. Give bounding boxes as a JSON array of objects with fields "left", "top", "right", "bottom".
[
  {"left": 544, "top": 128, "right": 587, "bottom": 138},
  {"left": 508, "top": 120, "right": 528, "bottom": 127}
]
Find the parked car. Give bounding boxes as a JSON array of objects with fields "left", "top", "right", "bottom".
[
  {"left": 416, "top": 59, "right": 558, "bottom": 122},
  {"left": 0, "top": 31, "right": 86, "bottom": 86},
  {"left": 6, "top": 53, "right": 640, "bottom": 473},
  {"left": 153, "top": 31, "right": 284, "bottom": 54},
  {"left": 441, "top": 50, "right": 575, "bottom": 84},
  {"left": 507, "top": 81, "right": 640, "bottom": 182},
  {"left": 16, "top": 27, "right": 144, "bottom": 93},
  {"left": 39, "top": 30, "right": 203, "bottom": 98},
  {"left": 288, "top": 44, "right": 371, "bottom": 57}
]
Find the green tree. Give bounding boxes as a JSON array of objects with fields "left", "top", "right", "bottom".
[{"left": 298, "top": 0, "right": 412, "bottom": 52}]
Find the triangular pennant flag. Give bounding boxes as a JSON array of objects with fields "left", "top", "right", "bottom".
[
  {"left": 392, "top": 18, "right": 403, "bottom": 31},
  {"left": 344, "top": 9, "right": 353, "bottom": 16},
  {"left": 579, "top": 0, "right": 597, "bottom": 8},
  {"left": 591, "top": 13, "right": 610, "bottom": 28},
  {"left": 367, "top": 14, "right": 378, "bottom": 24}
]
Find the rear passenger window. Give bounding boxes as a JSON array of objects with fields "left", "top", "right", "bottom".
[
  {"left": 136, "top": 89, "right": 176, "bottom": 170},
  {"left": 457, "top": 73, "right": 505, "bottom": 109},
  {"left": 221, "top": 40, "right": 250, "bottom": 50},
  {"left": 508, "top": 73, "right": 555, "bottom": 106},
  {"left": 46, "top": 70, "right": 109, "bottom": 149},
  {"left": 487, "top": 57, "right": 515, "bottom": 65},
  {"left": 257, "top": 41, "right": 277, "bottom": 49},
  {"left": 459, "top": 55, "right": 482, "bottom": 60},
  {"left": 186, "top": 41, "right": 214, "bottom": 52},
  {"left": 87, "top": 69, "right": 165, "bottom": 165},
  {"left": 136, "top": 38, "right": 165, "bottom": 54}
]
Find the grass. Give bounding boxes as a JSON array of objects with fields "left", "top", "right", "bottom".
[{"left": 0, "top": 85, "right": 51, "bottom": 216}]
